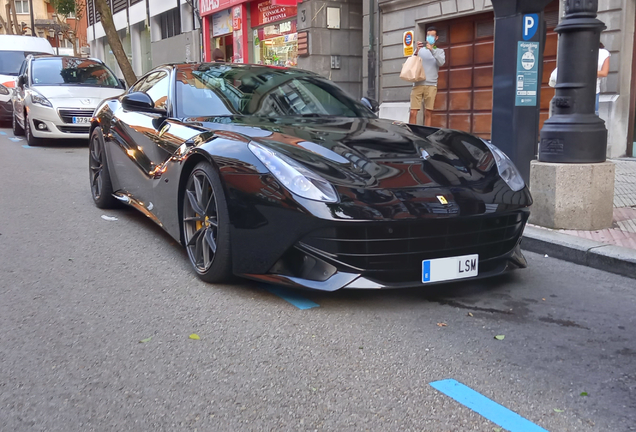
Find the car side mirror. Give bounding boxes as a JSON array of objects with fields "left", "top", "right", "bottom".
[
  {"left": 361, "top": 97, "right": 379, "bottom": 113},
  {"left": 121, "top": 92, "right": 166, "bottom": 115},
  {"left": 119, "top": 78, "right": 127, "bottom": 89},
  {"left": 17, "top": 75, "right": 26, "bottom": 88}
]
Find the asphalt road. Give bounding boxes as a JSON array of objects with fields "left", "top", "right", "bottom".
[{"left": 0, "top": 126, "right": 634, "bottom": 432}]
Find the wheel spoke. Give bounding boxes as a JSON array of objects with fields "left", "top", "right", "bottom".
[
  {"left": 205, "top": 226, "right": 217, "bottom": 254},
  {"left": 187, "top": 226, "right": 205, "bottom": 247},
  {"left": 202, "top": 229, "right": 211, "bottom": 268},
  {"left": 96, "top": 174, "right": 103, "bottom": 196},
  {"left": 204, "top": 191, "right": 216, "bottom": 215},
  {"left": 194, "top": 229, "right": 204, "bottom": 266},
  {"left": 183, "top": 215, "right": 205, "bottom": 222},
  {"left": 185, "top": 190, "right": 205, "bottom": 215},
  {"left": 207, "top": 217, "right": 218, "bottom": 228},
  {"left": 193, "top": 174, "right": 203, "bottom": 206}
]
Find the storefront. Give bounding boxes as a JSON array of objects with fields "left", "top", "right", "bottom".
[
  {"left": 200, "top": 0, "right": 297, "bottom": 65},
  {"left": 200, "top": 0, "right": 249, "bottom": 63},
  {"left": 250, "top": 0, "right": 298, "bottom": 67}
]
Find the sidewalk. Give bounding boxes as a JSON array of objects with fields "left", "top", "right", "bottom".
[
  {"left": 553, "top": 158, "right": 636, "bottom": 249},
  {"left": 522, "top": 158, "right": 636, "bottom": 278}
]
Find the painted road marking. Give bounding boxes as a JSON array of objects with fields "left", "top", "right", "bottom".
[
  {"left": 264, "top": 285, "right": 319, "bottom": 310},
  {"left": 0, "top": 131, "right": 7, "bottom": 135},
  {"left": 10, "top": 137, "right": 23, "bottom": 142},
  {"left": 430, "top": 379, "right": 549, "bottom": 432},
  {"left": 22, "top": 145, "right": 34, "bottom": 149}
]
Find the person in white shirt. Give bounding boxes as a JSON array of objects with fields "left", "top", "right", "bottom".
[
  {"left": 547, "top": 42, "right": 610, "bottom": 116},
  {"left": 596, "top": 42, "right": 610, "bottom": 115}
]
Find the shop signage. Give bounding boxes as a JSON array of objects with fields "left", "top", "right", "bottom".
[
  {"left": 257, "top": 19, "right": 297, "bottom": 41},
  {"left": 251, "top": 0, "right": 297, "bottom": 27},
  {"left": 212, "top": 9, "right": 232, "bottom": 36},
  {"left": 233, "top": 5, "right": 245, "bottom": 63},
  {"left": 200, "top": 0, "right": 220, "bottom": 15}
]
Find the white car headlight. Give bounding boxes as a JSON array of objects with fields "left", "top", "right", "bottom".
[
  {"left": 31, "top": 92, "right": 52, "bottom": 108},
  {"left": 248, "top": 142, "right": 339, "bottom": 203},
  {"left": 483, "top": 141, "right": 525, "bottom": 192}
]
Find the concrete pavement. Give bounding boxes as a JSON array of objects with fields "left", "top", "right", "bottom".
[{"left": 1, "top": 128, "right": 635, "bottom": 431}]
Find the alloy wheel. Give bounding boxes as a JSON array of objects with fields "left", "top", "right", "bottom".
[
  {"left": 183, "top": 169, "right": 219, "bottom": 273},
  {"left": 89, "top": 134, "right": 103, "bottom": 200}
]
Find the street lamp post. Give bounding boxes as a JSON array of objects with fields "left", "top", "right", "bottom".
[
  {"left": 539, "top": 0, "right": 607, "bottom": 162},
  {"left": 529, "top": 0, "right": 615, "bottom": 231}
]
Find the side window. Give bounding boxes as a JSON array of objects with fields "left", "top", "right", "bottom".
[
  {"left": 129, "top": 73, "right": 151, "bottom": 93},
  {"left": 143, "top": 72, "right": 170, "bottom": 110}
]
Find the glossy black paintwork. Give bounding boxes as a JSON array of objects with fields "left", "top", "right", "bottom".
[{"left": 91, "top": 63, "right": 532, "bottom": 290}]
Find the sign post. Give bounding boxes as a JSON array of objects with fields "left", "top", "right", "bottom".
[{"left": 490, "top": 0, "right": 552, "bottom": 183}]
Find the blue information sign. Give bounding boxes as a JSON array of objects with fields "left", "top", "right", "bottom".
[{"left": 515, "top": 41, "right": 540, "bottom": 107}]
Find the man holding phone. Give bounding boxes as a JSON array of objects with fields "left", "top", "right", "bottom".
[{"left": 409, "top": 27, "right": 446, "bottom": 126}]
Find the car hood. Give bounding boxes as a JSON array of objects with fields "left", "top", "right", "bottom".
[
  {"left": 32, "top": 85, "right": 124, "bottom": 107},
  {"left": 191, "top": 116, "right": 507, "bottom": 191}
]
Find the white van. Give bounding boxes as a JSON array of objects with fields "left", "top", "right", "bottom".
[{"left": 0, "top": 35, "right": 55, "bottom": 122}]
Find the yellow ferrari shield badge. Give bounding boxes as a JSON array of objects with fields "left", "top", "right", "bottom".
[{"left": 437, "top": 195, "right": 448, "bottom": 205}]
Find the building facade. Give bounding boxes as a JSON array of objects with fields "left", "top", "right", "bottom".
[
  {"left": 0, "top": 0, "right": 89, "bottom": 55},
  {"left": 86, "top": 0, "right": 201, "bottom": 78},
  {"left": 368, "top": 0, "right": 636, "bottom": 158},
  {"left": 200, "top": 0, "right": 363, "bottom": 98}
]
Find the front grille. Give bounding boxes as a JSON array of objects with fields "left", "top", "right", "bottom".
[
  {"left": 58, "top": 108, "right": 94, "bottom": 124},
  {"left": 299, "top": 211, "right": 528, "bottom": 283},
  {"left": 58, "top": 125, "right": 90, "bottom": 134}
]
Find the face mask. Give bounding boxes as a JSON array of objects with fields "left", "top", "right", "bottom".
[{"left": 426, "top": 35, "right": 436, "bottom": 45}]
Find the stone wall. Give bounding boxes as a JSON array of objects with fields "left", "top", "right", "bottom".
[{"left": 297, "top": 0, "right": 364, "bottom": 99}]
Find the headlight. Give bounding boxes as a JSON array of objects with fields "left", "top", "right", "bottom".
[
  {"left": 0, "top": 84, "right": 9, "bottom": 96},
  {"left": 248, "top": 142, "right": 339, "bottom": 203},
  {"left": 483, "top": 141, "right": 525, "bottom": 191},
  {"left": 31, "top": 92, "right": 52, "bottom": 108}
]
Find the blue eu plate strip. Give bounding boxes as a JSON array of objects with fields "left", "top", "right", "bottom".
[
  {"left": 422, "top": 260, "right": 431, "bottom": 282},
  {"left": 264, "top": 286, "right": 319, "bottom": 310},
  {"left": 430, "top": 379, "right": 549, "bottom": 432}
]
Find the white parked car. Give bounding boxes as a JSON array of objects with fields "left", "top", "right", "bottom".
[
  {"left": 12, "top": 55, "right": 126, "bottom": 145},
  {"left": 0, "top": 35, "right": 55, "bottom": 123}
]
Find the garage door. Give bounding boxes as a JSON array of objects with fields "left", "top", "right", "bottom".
[{"left": 429, "top": 2, "right": 559, "bottom": 140}]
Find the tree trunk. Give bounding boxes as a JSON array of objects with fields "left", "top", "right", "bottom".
[{"left": 94, "top": 0, "right": 136, "bottom": 86}]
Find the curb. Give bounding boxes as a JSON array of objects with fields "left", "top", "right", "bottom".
[{"left": 522, "top": 225, "right": 636, "bottom": 279}]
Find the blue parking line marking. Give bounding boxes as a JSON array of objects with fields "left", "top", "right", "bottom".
[
  {"left": 430, "top": 379, "right": 549, "bottom": 432},
  {"left": 264, "top": 286, "right": 319, "bottom": 310},
  {"left": 21, "top": 145, "right": 33, "bottom": 149},
  {"left": 0, "top": 131, "right": 6, "bottom": 135},
  {"left": 10, "top": 137, "right": 23, "bottom": 142}
]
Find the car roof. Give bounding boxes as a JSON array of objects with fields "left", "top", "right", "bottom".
[
  {"left": 0, "top": 35, "right": 55, "bottom": 54},
  {"left": 172, "top": 62, "right": 319, "bottom": 77}
]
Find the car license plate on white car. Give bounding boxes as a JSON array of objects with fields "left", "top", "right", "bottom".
[
  {"left": 422, "top": 254, "right": 478, "bottom": 283},
  {"left": 72, "top": 116, "right": 90, "bottom": 124}
]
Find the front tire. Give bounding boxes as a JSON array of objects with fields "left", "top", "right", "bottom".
[
  {"left": 12, "top": 112, "right": 24, "bottom": 136},
  {"left": 89, "top": 127, "right": 118, "bottom": 209},
  {"left": 182, "top": 161, "right": 232, "bottom": 283},
  {"left": 24, "top": 112, "right": 42, "bottom": 146}
]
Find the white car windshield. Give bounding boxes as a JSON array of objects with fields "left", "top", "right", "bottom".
[{"left": 31, "top": 58, "right": 120, "bottom": 87}]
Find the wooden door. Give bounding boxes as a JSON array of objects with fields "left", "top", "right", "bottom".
[{"left": 428, "top": 1, "right": 559, "bottom": 140}]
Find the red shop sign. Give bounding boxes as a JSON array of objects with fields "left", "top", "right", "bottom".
[{"left": 250, "top": 0, "right": 297, "bottom": 27}]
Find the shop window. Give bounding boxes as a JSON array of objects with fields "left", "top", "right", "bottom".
[
  {"left": 253, "top": 20, "right": 298, "bottom": 67},
  {"left": 160, "top": 8, "right": 181, "bottom": 40}
]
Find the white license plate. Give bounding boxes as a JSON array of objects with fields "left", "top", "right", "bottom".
[
  {"left": 72, "top": 116, "right": 90, "bottom": 124},
  {"left": 422, "top": 254, "right": 479, "bottom": 283}
]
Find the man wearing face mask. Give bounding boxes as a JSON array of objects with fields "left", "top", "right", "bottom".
[{"left": 409, "top": 27, "right": 446, "bottom": 126}]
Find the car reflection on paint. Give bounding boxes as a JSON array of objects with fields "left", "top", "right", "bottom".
[{"left": 88, "top": 62, "right": 532, "bottom": 291}]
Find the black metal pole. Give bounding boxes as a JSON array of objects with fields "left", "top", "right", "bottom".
[
  {"left": 28, "top": 0, "right": 35, "bottom": 36},
  {"left": 539, "top": 0, "right": 607, "bottom": 163},
  {"left": 367, "top": 0, "right": 376, "bottom": 100}
]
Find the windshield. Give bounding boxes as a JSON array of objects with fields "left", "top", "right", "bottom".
[
  {"left": 0, "top": 51, "right": 48, "bottom": 76},
  {"left": 31, "top": 58, "right": 120, "bottom": 87},
  {"left": 176, "top": 64, "right": 375, "bottom": 119}
]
